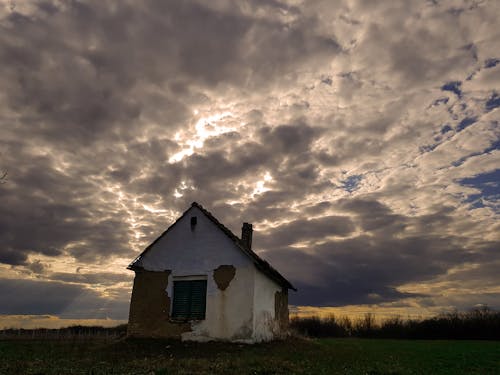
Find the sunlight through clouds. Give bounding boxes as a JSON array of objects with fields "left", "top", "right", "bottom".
[
  {"left": 0, "top": 0, "right": 499, "bottom": 327},
  {"left": 169, "top": 111, "right": 236, "bottom": 163}
]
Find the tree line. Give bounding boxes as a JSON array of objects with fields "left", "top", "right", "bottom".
[
  {"left": 0, "top": 324, "right": 127, "bottom": 339},
  {"left": 290, "top": 306, "right": 500, "bottom": 340},
  {"left": 2, "top": 307, "right": 499, "bottom": 340}
]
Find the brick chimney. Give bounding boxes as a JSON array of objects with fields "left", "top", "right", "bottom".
[{"left": 241, "top": 222, "right": 253, "bottom": 250}]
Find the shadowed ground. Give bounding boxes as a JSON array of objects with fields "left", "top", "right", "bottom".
[{"left": 1, "top": 337, "right": 499, "bottom": 374}]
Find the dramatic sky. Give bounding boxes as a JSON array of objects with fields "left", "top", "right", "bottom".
[{"left": 1, "top": 0, "right": 499, "bottom": 328}]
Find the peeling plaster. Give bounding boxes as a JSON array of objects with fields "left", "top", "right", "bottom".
[
  {"left": 127, "top": 270, "right": 191, "bottom": 337},
  {"left": 213, "top": 265, "right": 236, "bottom": 290},
  {"left": 275, "top": 288, "right": 289, "bottom": 332},
  {"left": 128, "top": 206, "right": 290, "bottom": 342}
]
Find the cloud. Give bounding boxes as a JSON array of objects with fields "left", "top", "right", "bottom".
[
  {"left": 258, "top": 215, "right": 355, "bottom": 249},
  {"left": 260, "top": 196, "right": 496, "bottom": 307},
  {"left": 0, "top": 151, "right": 135, "bottom": 265},
  {"left": 48, "top": 271, "right": 132, "bottom": 286},
  {"left": 0, "top": 0, "right": 499, "bottom": 324},
  {"left": 0, "top": 278, "right": 129, "bottom": 319}
]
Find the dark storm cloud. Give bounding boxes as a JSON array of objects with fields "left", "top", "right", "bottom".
[
  {"left": 175, "top": 120, "right": 326, "bottom": 215},
  {"left": 0, "top": 278, "right": 85, "bottom": 315},
  {"left": 258, "top": 215, "right": 355, "bottom": 248},
  {"left": 214, "top": 197, "right": 464, "bottom": 306},
  {"left": 1, "top": 0, "right": 339, "bottom": 147},
  {"left": 337, "top": 198, "right": 407, "bottom": 233},
  {"left": 0, "top": 0, "right": 499, "bottom": 324},
  {"left": 0, "top": 278, "right": 129, "bottom": 319},
  {"left": 0, "top": 0, "right": 340, "bottom": 268},
  {"left": 0, "top": 249, "right": 26, "bottom": 266},
  {"left": 269, "top": 231, "right": 474, "bottom": 306},
  {"left": 0, "top": 148, "right": 134, "bottom": 265},
  {"left": 259, "top": 197, "right": 498, "bottom": 306},
  {"left": 49, "top": 271, "right": 132, "bottom": 286},
  {"left": 302, "top": 201, "right": 333, "bottom": 216},
  {"left": 263, "top": 240, "right": 424, "bottom": 306}
]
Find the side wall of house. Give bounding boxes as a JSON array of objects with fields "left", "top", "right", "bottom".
[
  {"left": 129, "top": 206, "right": 255, "bottom": 341},
  {"left": 252, "top": 269, "right": 286, "bottom": 341},
  {"left": 275, "top": 287, "right": 289, "bottom": 333}
]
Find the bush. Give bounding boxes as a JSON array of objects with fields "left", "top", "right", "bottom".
[
  {"left": 290, "top": 314, "right": 350, "bottom": 337},
  {"left": 290, "top": 307, "right": 500, "bottom": 340}
]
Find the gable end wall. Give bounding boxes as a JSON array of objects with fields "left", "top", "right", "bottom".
[{"left": 128, "top": 205, "right": 290, "bottom": 341}]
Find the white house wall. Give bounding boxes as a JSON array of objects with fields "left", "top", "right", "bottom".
[
  {"left": 133, "top": 206, "right": 257, "bottom": 341},
  {"left": 137, "top": 206, "right": 251, "bottom": 271},
  {"left": 253, "top": 267, "right": 282, "bottom": 341},
  {"left": 182, "top": 265, "right": 255, "bottom": 342}
]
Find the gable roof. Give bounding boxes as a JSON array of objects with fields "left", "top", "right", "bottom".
[{"left": 127, "top": 202, "right": 296, "bottom": 291}]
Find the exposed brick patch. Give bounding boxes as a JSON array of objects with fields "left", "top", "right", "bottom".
[
  {"left": 127, "top": 270, "right": 190, "bottom": 337},
  {"left": 275, "top": 288, "right": 289, "bottom": 331},
  {"left": 213, "top": 265, "right": 236, "bottom": 291}
]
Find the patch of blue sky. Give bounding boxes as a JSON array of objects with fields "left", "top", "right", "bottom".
[
  {"left": 342, "top": 175, "right": 362, "bottom": 193},
  {"left": 464, "top": 195, "right": 487, "bottom": 210},
  {"left": 441, "top": 124, "right": 453, "bottom": 134},
  {"left": 484, "top": 58, "right": 500, "bottom": 69},
  {"left": 487, "top": 139, "right": 500, "bottom": 153},
  {"left": 460, "top": 169, "right": 500, "bottom": 197},
  {"left": 441, "top": 81, "right": 462, "bottom": 97},
  {"left": 460, "top": 169, "right": 500, "bottom": 211},
  {"left": 465, "top": 196, "right": 500, "bottom": 212},
  {"left": 485, "top": 92, "right": 500, "bottom": 112},
  {"left": 456, "top": 116, "right": 477, "bottom": 132}
]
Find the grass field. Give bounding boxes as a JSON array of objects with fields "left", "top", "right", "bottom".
[{"left": 1, "top": 337, "right": 499, "bottom": 374}]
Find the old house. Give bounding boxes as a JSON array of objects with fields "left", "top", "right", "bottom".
[{"left": 127, "top": 202, "right": 296, "bottom": 342}]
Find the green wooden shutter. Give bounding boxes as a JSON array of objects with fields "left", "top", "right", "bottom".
[
  {"left": 189, "top": 280, "right": 207, "bottom": 320},
  {"left": 172, "top": 280, "right": 207, "bottom": 320},
  {"left": 172, "top": 281, "right": 191, "bottom": 319}
]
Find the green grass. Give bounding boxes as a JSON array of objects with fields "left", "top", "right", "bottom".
[{"left": 1, "top": 338, "right": 499, "bottom": 374}]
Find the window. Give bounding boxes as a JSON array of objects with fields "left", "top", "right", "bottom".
[{"left": 171, "top": 279, "right": 207, "bottom": 320}]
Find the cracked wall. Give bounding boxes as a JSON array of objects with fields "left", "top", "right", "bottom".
[
  {"left": 182, "top": 265, "right": 255, "bottom": 342},
  {"left": 275, "top": 288, "right": 289, "bottom": 332},
  {"left": 213, "top": 265, "right": 236, "bottom": 290},
  {"left": 128, "top": 206, "right": 289, "bottom": 342}
]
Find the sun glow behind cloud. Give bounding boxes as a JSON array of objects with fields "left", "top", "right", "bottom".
[
  {"left": 252, "top": 171, "right": 273, "bottom": 197},
  {"left": 169, "top": 111, "right": 236, "bottom": 163}
]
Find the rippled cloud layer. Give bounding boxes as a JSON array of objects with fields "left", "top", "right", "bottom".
[{"left": 0, "top": 0, "right": 499, "bottom": 324}]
